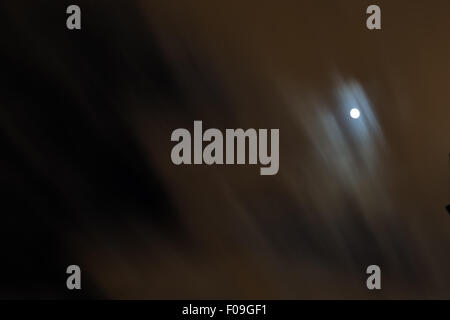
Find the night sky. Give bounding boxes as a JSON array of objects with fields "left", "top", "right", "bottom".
[{"left": 0, "top": 0, "right": 449, "bottom": 299}]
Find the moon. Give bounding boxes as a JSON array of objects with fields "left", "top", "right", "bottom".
[{"left": 350, "top": 108, "right": 361, "bottom": 119}]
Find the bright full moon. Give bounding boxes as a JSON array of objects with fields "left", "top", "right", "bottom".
[{"left": 350, "top": 108, "right": 360, "bottom": 119}]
